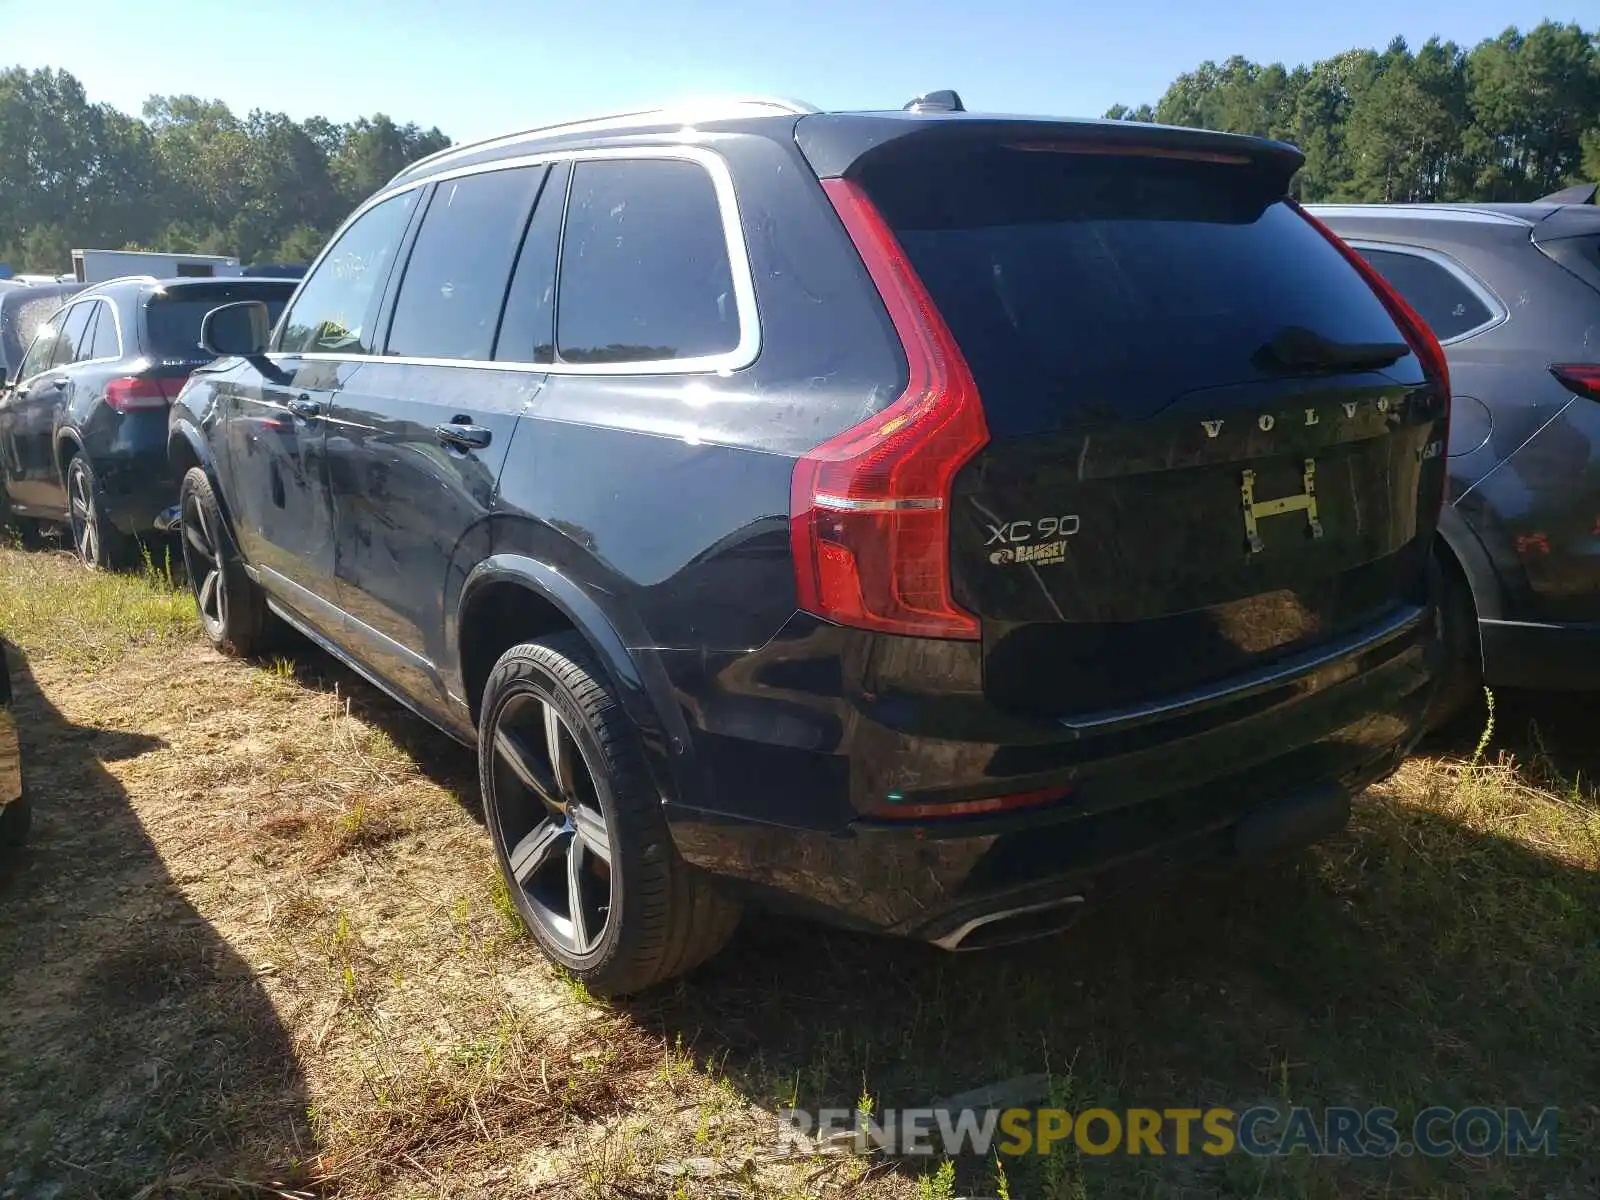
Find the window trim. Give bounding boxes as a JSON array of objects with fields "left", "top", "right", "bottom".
[
  {"left": 1345, "top": 240, "right": 1508, "bottom": 345},
  {"left": 273, "top": 145, "right": 761, "bottom": 376},
  {"left": 72, "top": 296, "right": 124, "bottom": 365}
]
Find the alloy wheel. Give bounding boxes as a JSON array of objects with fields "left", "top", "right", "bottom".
[
  {"left": 490, "top": 692, "right": 615, "bottom": 954},
  {"left": 180, "top": 489, "right": 227, "bottom": 635},
  {"left": 66, "top": 460, "right": 100, "bottom": 567}
]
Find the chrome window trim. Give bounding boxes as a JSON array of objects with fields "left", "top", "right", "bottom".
[
  {"left": 1345, "top": 239, "right": 1509, "bottom": 344},
  {"left": 274, "top": 145, "right": 760, "bottom": 377},
  {"left": 67, "top": 296, "right": 125, "bottom": 366}
]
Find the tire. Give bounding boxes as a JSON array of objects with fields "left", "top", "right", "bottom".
[
  {"left": 479, "top": 632, "right": 740, "bottom": 996},
  {"left": 1425, "top": 542, "right": 1482, "bottom": 733},
  {"left": 65, "top": 453, "right": 133, "bottom": 570},
  {"left": 178, "top": 466, "right": 272, "bottom": 656}
]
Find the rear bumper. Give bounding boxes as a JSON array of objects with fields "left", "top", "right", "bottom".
[
  {"left": 1480, "top": 617, "right": 1600, "bottom": 691},
  {"left": 660, "top": 604, "right": 1439, "bottom": 939},
  {"left": 82, "top": 413, "right": 176, "bottom": 535}
]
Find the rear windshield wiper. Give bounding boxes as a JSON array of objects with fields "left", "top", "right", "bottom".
[{"left": 1254, "top": 326, "right": 1410, "bottom": 374}]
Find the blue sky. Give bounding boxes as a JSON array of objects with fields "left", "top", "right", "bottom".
[{"left": 1, "top": 0, "right": 1584, "bottom": 143}]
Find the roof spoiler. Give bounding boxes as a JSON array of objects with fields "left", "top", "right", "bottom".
[
  {"left": 1538, "top": 182, "right": 1597, "bottom": 205},
  {"left": 796, "top": 113, "right": 1304, "bottom": 186}
]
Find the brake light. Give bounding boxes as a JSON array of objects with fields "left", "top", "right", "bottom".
[
  {"left": 1291, "top": 201, "right": 1451, "bottom": 401},
  {"left": 104, "top": 376, "right": 180, "bottom": 412},
  {"left": 789, "top": 178, "right": 989, "bottom": 640},
  {"left": 1551, "top": 363, "right": 1600, "bottom": 402}
]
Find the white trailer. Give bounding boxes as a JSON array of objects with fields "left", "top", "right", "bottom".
[{"left": 71, "top": 248, "right": 243, "bottom": 284}]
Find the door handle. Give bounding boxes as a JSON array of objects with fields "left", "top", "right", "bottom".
[
  {"left": 434, "top": 419, "right": 492, "bottom": 450},
  {"left": 45, "top": 378, "right": 67, "bottom": 391},
  {"left": 287, "top": 395, "right": 321, "bottom": 419}
]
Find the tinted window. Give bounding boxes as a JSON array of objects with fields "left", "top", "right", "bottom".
[
  {"left": 1359, "top": 248, "right": 1496, "bottom": 341},
  {"left": 387, "top": 165, "right": 546, "bottom": 361},
  {"left": 145, "top": 285, "right": 293, "bottom": 355},
  {"left": 278, "top": 190, "right": 418, "bottom": 354},
  {"left": 556, "top": 158, "right": 739, "bottom": 364},
  {"left": 87, "top": 301, "right": 121, "bottom": 360},
  {"left": 51, "top": 303, "right": 95, "bottom": 368},
  {"left": 860, "top": 147, "right": 1410, "bottom": 434},
  {"left": 17, "top": 313, "right": 63, "bottom": 380},
  {"left": 495, "top": 161, "right": 568, "bottom": 363},
  {"left": 0, "top": 291, "right": 76, "bottom": 371}
]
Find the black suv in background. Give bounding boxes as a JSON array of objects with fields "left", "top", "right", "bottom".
[
  {"left": 173, "top": 96, "right": 1448, "bottom": 994},
  {"left": 0, "top": 277, "right": 295, "bottom": 565},
  {"left": 1312, "top": 197, "right": 1600, "bottom": 723}
]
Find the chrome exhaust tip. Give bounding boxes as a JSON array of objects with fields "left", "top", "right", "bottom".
[{"left": 931, "top": 894, "right": 1086, "bottom": 952}]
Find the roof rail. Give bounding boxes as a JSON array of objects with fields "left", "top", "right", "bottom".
[
  {"left": 389, "top": 95, "right": 821, "bottom": 185},
  {"left": 83, "top": 274, "right": 161, "bottom": 290}
]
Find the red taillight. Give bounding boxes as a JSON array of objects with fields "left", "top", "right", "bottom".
[
  {"left": 1551, "top": 363, "right": 1600, "bottom": 402},
  {"left": 789, "top": 178, "right": 989, "bottom": 641},
  {"left": 1290, "top": 201, "right": 1451, "bottom": 401},
  {"left": 864, "top": 786, "right": 1071, "bottom": 822},
  {"left": 105, "top": 376, "right": 182, "bottom": 412}
]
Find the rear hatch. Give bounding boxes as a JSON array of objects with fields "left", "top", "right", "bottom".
[
  {"left": 849, "top": 129, "right": 1447, "bottom": 716},
  {"left": 142, "top": 282, "right": 293, "bottom": 379}
]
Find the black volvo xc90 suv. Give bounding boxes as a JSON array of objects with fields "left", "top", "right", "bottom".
[{"left": 170, "top": 93, "right": 1448, "bottom": 994}]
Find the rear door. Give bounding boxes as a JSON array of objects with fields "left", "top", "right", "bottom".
[
  {"left": 326, "top": 163, "right": 553, "bottom": 706},
  {"left": 5, "top": 302, "right": 95, "bottom": 516},
  {"left": 225, "top": 188, "right": 420, "bottom": 635},
  {"left": 853, "top": 139, "right": 1448, "bottom": 716}
]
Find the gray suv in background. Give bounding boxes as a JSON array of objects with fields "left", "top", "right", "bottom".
[{"left": 1312, "top": 193, "right": 1600, "bottom": 724}]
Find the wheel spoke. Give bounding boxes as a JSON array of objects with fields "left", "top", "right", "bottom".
[
  {"left": 541, "top": 700, "right": 577, "bottom": 803},
  {"left": 570, "top": 803, "right": 611, "bottom": 865},
  {"left": 198, "top": 570, "right": 220, "bottom": 618},
  {"left": 507, "top": 820, "right": 564, "bottom": 885},
  {"left": 494, "top": 727, "right": 564, "bottom": 813},
  {"left": 69, "top": 496, "right": 88, "bottom": 521},
  {"left": 566, "top": 838, "right": 590, "bottom": 951},
  {"left": 184, "top": 521, "right": 215, "bottom": 564},
  {"left": 82, "top": 520, "right": 97, "bottom": 564}
]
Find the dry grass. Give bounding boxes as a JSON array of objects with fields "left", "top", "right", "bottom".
[{"left": 1, "top": 544, "right": 1596, "bottom": 1199}]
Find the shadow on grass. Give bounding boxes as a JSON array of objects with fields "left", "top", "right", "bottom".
[
  {"left": 630, "top": 791, "right": 1599, "bottom": 1198},
  {"left": 1427, "top": 685, "right": 1600, "bottom": 801},
  {"left": 0, "top": 643, "right": 316, "bottom": 1196},
  {"left": 254, "top": 625, "right": 483, "bottom": 822}
]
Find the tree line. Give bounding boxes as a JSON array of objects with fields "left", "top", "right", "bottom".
[
  {"left": 0, "top": 67, "right": 449, "bottom": 272},
  {"left": 3, "top": 21, "right": 1597, "bottom": 273},
  {"left": 1106, "top": 21, "right": 1600, "bottom": 203}
]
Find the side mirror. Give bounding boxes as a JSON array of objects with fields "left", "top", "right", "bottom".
[{"left": 200, "top": 301, "right": 272, "bottom": 357}]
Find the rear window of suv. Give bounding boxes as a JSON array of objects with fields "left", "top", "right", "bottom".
[
  {"left": 144, "top": 284, "right": 292, "bottom": 356},
  {"left": 858, "top": 145, "right": 1408, "bottom": 434}
]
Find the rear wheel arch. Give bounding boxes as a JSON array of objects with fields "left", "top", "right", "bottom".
[
  {"left": 454, "top": 557, "right": 678, "bottom": 758},
  {"left": 1436, "top": 504, "right": 1503, "bottom": 625},
  {"left": 54, "top": 429, "right": 84, "bottom": 481}
]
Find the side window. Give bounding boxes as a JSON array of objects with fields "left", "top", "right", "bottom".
[
  {"left": 1358, "top": 248, "right": 1497, "bottom": 341},
  {"left": 50, "top": 303, "right": 95, "bottom": 368},
  {"left": 495, "top": 161, "right": 568, "bottom": 363},
  {"left": 277, "top": 190, "right": 418, "bottom": 355},
  {"left": 16, "top": 313, "right": 63, "bottom": 380},
  {"left": 556, "top": 158, "right": 740, "bottom": 365},
  {"left": 386, "top": 165, "right": 547, "bottom": 361},
  {"left": 73, "top": 305, "right": 102, "bottom": 363},
  {"left": 88, "top": 301, "right": 121, "bottom": 360}
]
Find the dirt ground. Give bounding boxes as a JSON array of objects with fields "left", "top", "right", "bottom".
[{"left": 1, "top": 546, "right": 1596, "bottom": 1200}]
